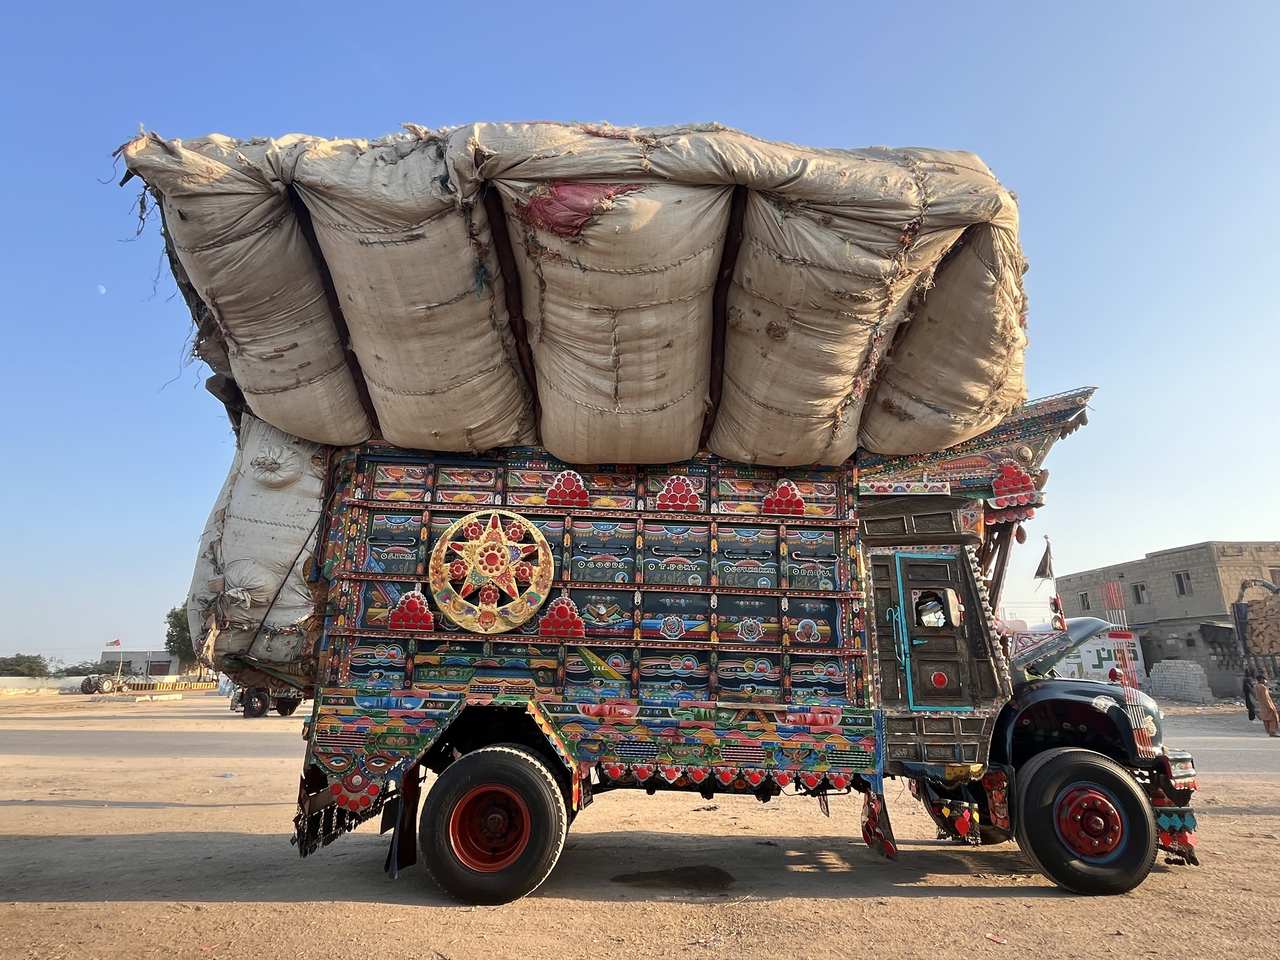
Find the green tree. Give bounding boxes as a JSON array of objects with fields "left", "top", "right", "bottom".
[
  {"left": 165, "top": 605, "right": 195, "bottom": 668},
  {"left": 0, "top": 653, "right": 51, "bottom": 677},
  {"left": 57, "top": 660, "right": 114, "bottom": 677}
]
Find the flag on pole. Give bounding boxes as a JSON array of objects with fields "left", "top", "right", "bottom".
[
  {"left": 105, "top": 638, "right": 121, "bottom": 647},
  {"left": 1033, "top": 538, "right": 1054, "bottom": 581}
]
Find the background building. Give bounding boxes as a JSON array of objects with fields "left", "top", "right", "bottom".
[
  {"left": 1057, "top": 542, "right": 1280, "bottom": 696},
  {"left": 100, "top": 649, "right": 180, "bottom": 677}
]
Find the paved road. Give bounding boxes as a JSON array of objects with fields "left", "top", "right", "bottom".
[
  {"left": 2, "top": 698, "right": 1277, "bottom": 775},
  {"left": 1162, "top": 711, "right": 1280, "bottom": 775}
]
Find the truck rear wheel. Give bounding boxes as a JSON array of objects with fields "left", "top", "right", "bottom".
[
  {"left": 273, "top": 697, "right": 302, "bottom": 716},
  {"left": 242, "top": 688, "right": 270, "bottom": 718},
  {"left": 420, "top": 745, "right": 567, "bottom": 904},
  {"left": 1015, "top": 747, "right": 1156, "bottom": 895}
]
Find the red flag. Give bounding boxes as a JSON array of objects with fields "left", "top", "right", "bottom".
[{"left": 105, "top": 638, "right": 122, "bottom": 647}]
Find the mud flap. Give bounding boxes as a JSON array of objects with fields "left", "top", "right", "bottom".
[
  {"left": 861, "top": 791, "right": 899, "bottom": 859},
  {"left": 383, "top": 764, "right": 422, "bottom": 879}
]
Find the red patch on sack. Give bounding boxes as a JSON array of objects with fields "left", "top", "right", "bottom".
[{"left": 516, "top": 182, "right": 643, "bottom": 237}]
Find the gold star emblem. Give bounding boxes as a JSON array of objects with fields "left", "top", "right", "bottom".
[{"left": 447, "top": 513, "right": 540, "bottom": 603}]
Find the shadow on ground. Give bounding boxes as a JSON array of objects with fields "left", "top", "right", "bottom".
[{"left": 0, "top": 827, "right": 1095, "bottom": 906}]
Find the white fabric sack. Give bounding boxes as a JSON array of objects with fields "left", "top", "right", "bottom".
[
  {"left": 189, "top": 416, "right": 325, "bottom": 671},
  {"left": 122, "top": 135, "right": 371, "bottom": 446},
  {"left": 497, "top": 178, "right": 731, "bottom": 463},
  {"left": 288, "top": 134, "right": 535, "bottom": 451}
]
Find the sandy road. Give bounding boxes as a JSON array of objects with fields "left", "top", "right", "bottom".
[{"left": 1, "top": 695, "right": 1279, "bottom": 960}]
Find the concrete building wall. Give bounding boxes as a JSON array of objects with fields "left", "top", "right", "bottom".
[{"left": 1057, "top": 542, "right": 1280, "bottom": 698}]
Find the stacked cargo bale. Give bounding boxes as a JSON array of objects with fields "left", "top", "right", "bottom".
[
  {"left": 123, "top": 122, "right": 1029, "bottom": 468},
  {"left": 187, "top": 415, "right": 325, "bottom": 688},
  {"left": 1245, "top": 594, "right": 1280, "bottom": 655}
]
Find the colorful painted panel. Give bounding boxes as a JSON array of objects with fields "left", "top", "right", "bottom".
[
  {"left": 528, "top": 517, "right": 566, "bottom": 581},
  {"left": 570, "top": 589, "right": 634, "bottom": 638},
  {"left": 347, "top": 640, "right": 407, "bottom": 690},
  {"left": 564, "top": 646, "right": 631, "bottom": 701},
  {"left": 785, "top": 528, "right": 840, "bottom": 590},
  {"left": 371, "top": 463, "right": 431, "bottom": 502},
  {"left": 641, "top": 522, "right": 710, "bottom": 585},
  {"left": 715, "top": 474, "right": 774, "bottom": 515},
  {"left": 790, "top": 654, "right": 849, "bottom": 704},
  {"left": 786, "top": 597, "right": 842, "bottom": 647},
  {"left": 570, "top": 520, "right": 636, "bottom": 583},
  {"left": 715, "top": 526, "right": 779, "bottom": 588},
  {"left": 436, "top": 466, "right": 498, "bottom": 488},
  {"left": 641, "top": 593, "right": 711, "bottom": 642},
  {"left": 716, "top": 651, "right": 782, "bottom": 702},
  {"left": 356, "top": 581, "right": 417, "bottom": 630},
  {"left": 716, "top": 595, "right": 781, "bottom": 644},
  {"left": 638, "top": 648, "right": 710, "bottom": 700}
]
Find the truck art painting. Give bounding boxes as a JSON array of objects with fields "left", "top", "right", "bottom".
[
  {"left": 118, "top": 122, "right": 1199, "bottom": 904},
  {"left": 290, "top": 389, "right": 1198, "bottom": 903}
]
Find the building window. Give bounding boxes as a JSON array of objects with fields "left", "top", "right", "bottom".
[
  {"left": 1078, "top": 591, "right": 1091, "bottom": 611},
  {"left": 1174, "top": 570, "right": 1193, "bottom": 596},
  {"left": 1185, "top": 636, "right": 1197, "bottom": 648},
  {"left": 1132, "top": 582, "right": 1148, "bottom": 605}
]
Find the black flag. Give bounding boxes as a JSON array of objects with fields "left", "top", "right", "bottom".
[{"left": 1034, "top": 538, "right": 1054, "bottom": 581}]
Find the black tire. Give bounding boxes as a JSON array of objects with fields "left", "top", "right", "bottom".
[
  {"left": 80, "top": 677, "right": 95, "bottom": 694},
  {"left": 97, "top": 677, "right": 115, "bottom": 694},
  {"left": 273, "top": 697, "right": 302, "bottom": 717},
  {"left": 242, "top": 688, "right": 270, "bottom": 718},
  {"left": 1014, "top": 748, "right": 1156, "bottom": 895},
  {"left": 420, "top": 745, "right": 568, "bottom": 904}
]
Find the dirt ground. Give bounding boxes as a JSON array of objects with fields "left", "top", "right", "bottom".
[{"left": 2, "top": 695, "right": 1279, "bottom": 960}]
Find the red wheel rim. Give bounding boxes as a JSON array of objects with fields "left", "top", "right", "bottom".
[
  {"left": 448, "top": 784, "right": 531, "bottom": 872},
  {"left": 1054, "top": 784, "right": 1124, "bottom": 859}
]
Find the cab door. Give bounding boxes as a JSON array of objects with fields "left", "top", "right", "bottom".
[{"left": 893, "top": 553, "right": 973, "bottom": 711}]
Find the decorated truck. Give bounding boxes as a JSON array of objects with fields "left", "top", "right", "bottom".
[{"left": 121, "top": 121, "right": 1198, "bottom": 904}]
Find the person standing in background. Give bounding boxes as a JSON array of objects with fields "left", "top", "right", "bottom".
[
  {"left": 1244, "top": 669, "right": 1258, "bottom": 722},
  {"left": 1254, "top": 673, "right": 1280, "bottom": 738}
]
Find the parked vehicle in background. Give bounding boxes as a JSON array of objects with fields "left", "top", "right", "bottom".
[{"left": 229, "top": 684, "right": 305, "bottom": 718}]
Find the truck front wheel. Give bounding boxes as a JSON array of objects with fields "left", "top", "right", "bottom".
[
  {"left": 420, "top": 745, "right": 568, "bottom": 904},
  {"left": 1015, "top": 747, "right": 1156, "bottom": 895}
]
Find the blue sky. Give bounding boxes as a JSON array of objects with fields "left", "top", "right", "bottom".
[{"left": 1, "top": 2, "right": 1276, "bottom": 660}]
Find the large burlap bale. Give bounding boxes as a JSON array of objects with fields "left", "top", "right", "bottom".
[
  {"left": 496, "top": 178, "right": 731, "bottom": 463},
  {"left": 859, "top": 217, "right": 1027, "bottom": 454},
  {"left": 121, "top": 135, "right": 371, "bottom": 446},
  {"left": 186, "top": 444, "right": 240, "bottom": 667},
  {"left": 130, "top": 122, "right": 1031, "bottom": 465},
  {"left": 288, "top": 134, "right": 536, "bottom": 451},
  {"left": 190, "top": 416, "right": 325, "bottom": 673}
]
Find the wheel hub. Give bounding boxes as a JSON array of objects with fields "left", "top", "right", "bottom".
[
  {"left": 1055, "top": 785, "right": 1124, "bottom": 858},
  {"left": 448, "top": 784, "right": 531, "bottom": 873}
]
